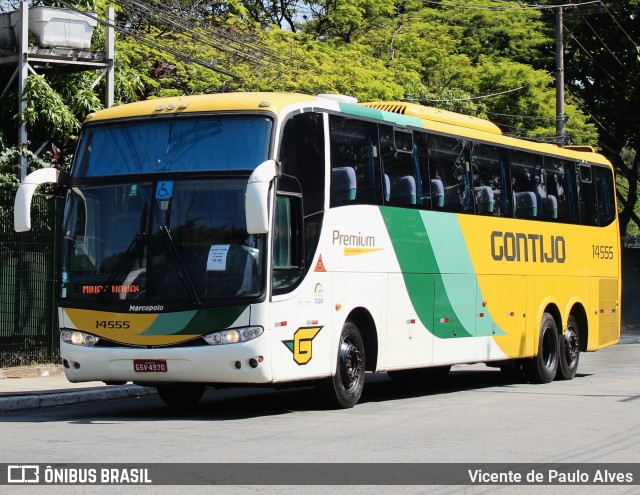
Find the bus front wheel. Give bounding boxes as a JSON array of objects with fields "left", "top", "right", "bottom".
[
  {"left": 319, "top": 321, "right": 365, "bottom": 409},
  {"left": 524, "top": 313, "right": 559, "bottom": 384},
  {"left": 557, "top": 315, "right": 580, "bottom": 380},
  {"left": 157, "top": 384, "right": 205, "bottom": 408}
]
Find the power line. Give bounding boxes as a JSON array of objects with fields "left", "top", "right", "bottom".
[
  {"left": 119, "top": 0, "right": 291, "bottom": 68},
  {"left": 406, "top": 85, "right": 526, "bottom": 103},
  {"left": 563, "top": 23, "right": 640, "bottom": 102},
  {"left": 55, "top": 0, "right": 241, "bottom": 80},
  {"left": 597, "top": 1, "right": 640, "bottom": 53},
  {"left": 423, "top": 0, "right": 602, "bottom": 11},
  {"left": 564, "top": 84, "right": 625, "bottom": 149},
  {"left": 574, "top": 6, "right": 628, "bottom": 71}
]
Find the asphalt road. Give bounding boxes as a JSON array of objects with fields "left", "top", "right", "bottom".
[{"left": 1, "top": 341, "right": 638, "bottom": 495}]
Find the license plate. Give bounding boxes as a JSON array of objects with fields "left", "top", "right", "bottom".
[{"left": 133, "top": 359, "right": 167, "bottom": 372}]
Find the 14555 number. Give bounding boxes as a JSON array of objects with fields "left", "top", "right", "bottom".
[
  {"left": 592, "top": 245, "right": 614, "bottom": 260},
  {"left": 96, "top": 321, "right": 131, "bottom": 329}
]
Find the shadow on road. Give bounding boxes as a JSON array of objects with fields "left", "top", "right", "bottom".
[{"left": 2, "top": 364, "right": 596, "bottom": 423}]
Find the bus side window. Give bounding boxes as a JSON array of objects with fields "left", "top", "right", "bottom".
[
  {"left": 380, "top": 126, "right": 418, "bottom": 207},
  {"left": 413, "top": 132, "right": 432, "bottom": 209},
  {"left": 279, "top": 111, "right": 326, "bottom": 291},
  {"left": 578, "top": 164, "right": 599, "bottom": 226},
  {"left": 272, "top": 194, "right": 304, "bottom": 293},
  {"left": 510, "top": 151, "right": 545, "bottom": 219},
  {"left": 329, "top": 115, "right": 382, "bottom": 206},
  {"left": 428, "top": 135, "right": 472, "bottom": 213},
  {"left": 594, "top": 165, "right": 616, "bottom": 227},
  {"left": 545, "top": 158, "right": 578, "bottom": 223},
  {"left": 470, "top": 143, "right": 507, "bottom": 216}
]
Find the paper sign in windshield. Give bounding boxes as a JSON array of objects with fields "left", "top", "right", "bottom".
[{"left": 207, "top": 245, "right": 230, "bottom": 271}]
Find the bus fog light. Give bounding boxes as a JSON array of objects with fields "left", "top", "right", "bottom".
[
  {"left": 203, "top": 326, "right": 264, "bottom": 346},
  {"left": 61, "top": 330, "right": 100, "bottom": 347}
]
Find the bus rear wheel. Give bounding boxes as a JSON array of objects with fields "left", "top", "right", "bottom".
[
  {"left": 523, "top": 313, "right": 559, "bottom": 384},
  {"left": 557, "top": 315, "right": 580, "bottom": 380},
  {"left": 319, "top": 321, "right": 365, "bottom": 409},
  {"left": 157, "top": 384, "right": 205, "bottom": 408}
]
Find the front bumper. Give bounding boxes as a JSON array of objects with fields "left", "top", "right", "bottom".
[{"left": 61, "top": 339, "right": 272, "bottom": 384}]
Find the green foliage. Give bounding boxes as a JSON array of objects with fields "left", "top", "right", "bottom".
[
  {"left": 0, "top": 144, "right": 51, "bottom": 193},
  {"left": 21, "top": 74, "right": 79, "bottom": 139},
  {"left": 0, "top": 0, "right": 629, "bottom": 219}
]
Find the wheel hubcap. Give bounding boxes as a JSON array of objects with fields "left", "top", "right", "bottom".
[
  {"left": 339, "top": 338, "right": 362, "bottom": 390},
  {"left": 564, "top": 327, "right": 579, "bottom": 364}
]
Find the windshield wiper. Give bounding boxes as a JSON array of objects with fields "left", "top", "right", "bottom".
[
  {"left": 97, "top": 204, "right": 148, "bottom": 305},
  {"left": 97, "top": 231, "right": 147, "bottom": 305},
  {"left": 159, "top": 225, "right": 202, "bottom": 306}
]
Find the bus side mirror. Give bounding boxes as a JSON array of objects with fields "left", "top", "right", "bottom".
[
  {"left": 245, "top": 160, "right": 280, "bottom": 234},
  {"left": 14, "top": 167, "right": 60, "bottom": 232}
]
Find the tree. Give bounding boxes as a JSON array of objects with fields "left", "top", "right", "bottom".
[
  {"left": 0, "top": 0, "right": 614, "bottom": 194},
  {"left": 555, "top": 0, "right": 640, "bottom": 241}
]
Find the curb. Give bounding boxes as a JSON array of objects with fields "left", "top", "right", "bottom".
[{"left": 0, "top": 385, "right": 157, "bottom": 413}]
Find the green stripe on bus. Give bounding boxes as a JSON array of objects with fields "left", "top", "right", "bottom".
[
  {"left": 338, "top": 103, "right": 424, "bottom": 128},
  {"left": 140, "top": 305, "right": 248, "bottom": 336},
  {"left": 381, "top": 207, "right": 503, "bottom": 338}
]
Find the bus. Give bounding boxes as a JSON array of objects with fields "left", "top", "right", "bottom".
[{"left": 14, "top": 92, "right": 620, "bottom": 408}]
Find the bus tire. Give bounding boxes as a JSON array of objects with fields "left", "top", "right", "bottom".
[
  {"left": 557, "top": 315, "right": 580, "bottom": 380},
  {"left": 319, "top": 321, "right": 365, "bottom": 409},
  {"left": 524, "top": 312, "right": 559, "bottom": 384},
  {"left": 157, "top": 384, "right": 205, "bottom": 408}
]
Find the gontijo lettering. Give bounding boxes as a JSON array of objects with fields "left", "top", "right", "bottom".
[{"left": 491, "top": 231, "right": 566, "bottom": 263}]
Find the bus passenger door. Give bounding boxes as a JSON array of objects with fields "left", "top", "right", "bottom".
[{"left": 269, "top": 193, "right": 332, "bottom": 382}]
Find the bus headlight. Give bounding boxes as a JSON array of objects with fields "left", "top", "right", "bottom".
[
  {"left": 203, "top": 326, "right": 263, "bottom": 346},
  {"left": 61, "top": 330, "right": 100, "bottom": 347}
]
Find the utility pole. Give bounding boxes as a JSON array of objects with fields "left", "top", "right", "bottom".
[
  {"left": 555, "top": 6, "right": 566, "bottom": 146},
  {"left": 18, "top": 0, "right": 28, "bottom": 181}
]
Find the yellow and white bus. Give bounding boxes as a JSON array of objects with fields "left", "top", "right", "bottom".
[{"left": 14, "top": 92, "right": 620, "bottom": 408}]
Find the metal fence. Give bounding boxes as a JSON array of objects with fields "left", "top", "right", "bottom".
[{"left": 0, "top": 192, "right": 62, "bottom": 367}]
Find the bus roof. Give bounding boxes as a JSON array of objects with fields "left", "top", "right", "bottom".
[
  {"left": 84, "top": 92, "right": 316, "bottom": 122},
  {"left": 84, "top": 92, "right": 611, "bottom": 168}
]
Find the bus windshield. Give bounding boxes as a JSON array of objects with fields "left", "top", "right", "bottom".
[
  {"left": 61, "top": 179, "right": 265, "bottom": 307},
  {"left": 73, "top": 116, "right": 273, "bottom": 178}
]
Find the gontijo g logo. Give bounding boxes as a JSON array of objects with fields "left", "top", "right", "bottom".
[{"left": 282, "top": 327, "right": 322, "bottom": 365}]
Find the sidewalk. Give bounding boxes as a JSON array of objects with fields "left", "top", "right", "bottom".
[
  {"left": 2, "top": 325, "right": 639, "bottom": 413},
  {"left": 0, "top": 365, "right": 156, "bottom": 412}
]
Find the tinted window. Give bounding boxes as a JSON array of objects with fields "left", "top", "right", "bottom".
[
  {"left": 279, "top": 112, "right": 325, "bottom": 291},
  {"left": 413, "top": 132, "right": 432, "bottom": 209},
  {"left": 471, "top": 143, "right": 509, "bottom": 216},
  {"left": 594, "top": 165, "right": 616, "bottom": 226},
  {"left": 74, "top": 117, "right": 273, "bottom": 178},
  {"left": 280, "top": 112, "right": 325, "bottom": 216},
  {"left": 544, "top": 157, "right": 578, "bottom": 223},
  {"left": 380, "top": 126, "right": 418, "bottom": 207},
  {"left": 329, "top": 116, "right": 382, "bottom": 206},
  {"left": 578, "top": 164, "right": 599, "bottom": 226},
  {"left": 510, "top": 151, "right": 545, "bottom": 219},
  {"left": 428, "top": 135, "right": 472, "bottom": 213}
]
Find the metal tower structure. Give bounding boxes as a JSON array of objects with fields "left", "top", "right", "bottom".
[{"left": 0, "top": 0, "right": 114, "bottom": 180}]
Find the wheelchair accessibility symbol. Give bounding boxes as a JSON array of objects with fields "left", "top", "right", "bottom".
[{"left": 155, "top": 181, "right": 174, "bottom": 200}]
